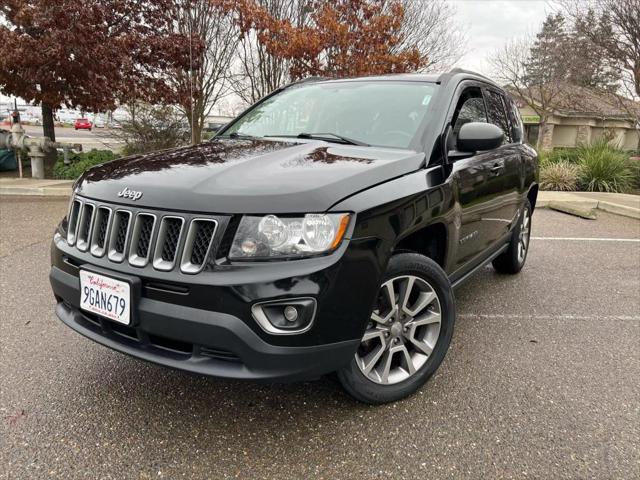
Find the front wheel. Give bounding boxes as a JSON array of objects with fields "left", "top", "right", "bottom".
[{"left": 337, "top": 253, "right": 455, "bottom": 404}]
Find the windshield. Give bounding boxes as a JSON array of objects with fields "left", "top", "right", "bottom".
[{"left": 223, "top": 81, "right": 437, "bottom": 149}]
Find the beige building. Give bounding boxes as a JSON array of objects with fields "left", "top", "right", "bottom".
[{"left": 511, "top": 85, "right": 639, "bottom": 151}]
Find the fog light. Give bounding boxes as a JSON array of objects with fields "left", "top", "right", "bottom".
[
  {"left": 251, "top": 298, "right": 316, "bottom": 334},
  {"left": 283, "top": 306, "right": 298, "bottom": 322}
]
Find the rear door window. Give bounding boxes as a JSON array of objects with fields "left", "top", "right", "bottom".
[{"left": 505, "top": 96, "right": 524, "bottom": 143}]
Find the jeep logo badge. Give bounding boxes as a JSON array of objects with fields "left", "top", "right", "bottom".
[{"left": 117, "top": 187, "right": 143, "bottom": 201}]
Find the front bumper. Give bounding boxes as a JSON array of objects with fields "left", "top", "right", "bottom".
[
  {"left": 49, "top": 218, "right": 384, "bottom": 381},
  {"left": 50, "top": 265, "right": 360, "bottom": 381}
]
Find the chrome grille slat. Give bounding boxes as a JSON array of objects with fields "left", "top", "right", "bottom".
[
  {"left": 90, "top": 207, "right": 112, "bottom": 257},
  {"left": 67, "top": 197, "right": 221, "bottom": 273},
  {"left": 67, "top": 199, "right": 82, "bottom": 246},
  {"left": 107, "top": 210, "right": 132, "bottom": 263},
  {"left": 129, "top": 213, "right": 156, "bottom": 268},
  {"left": 180, "top": 219, "right": 218, "bottom": 274},
  {"left": 153, "top": 216, "right": 184, "bottom": 271},
  {"left": 76, "top": 203, "right": 95, "bottom": 252}
]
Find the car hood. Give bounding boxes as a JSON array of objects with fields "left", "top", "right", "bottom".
[{"left": 76, "top": 139, "right": 425, "bottom": 214}]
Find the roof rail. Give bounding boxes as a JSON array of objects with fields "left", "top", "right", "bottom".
[
  {"left": 287, "top": 76, "right": 328, "bottom": 87},
  {"left": 449, "top": 68, "right": 492, "bottom": 80},
  {"left": 438, "top": 68, "right": 495, "bottom": 85}
]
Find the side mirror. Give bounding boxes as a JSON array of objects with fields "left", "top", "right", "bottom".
[{"left": 457, "top": 122, "right": 504, "bottom": 152}]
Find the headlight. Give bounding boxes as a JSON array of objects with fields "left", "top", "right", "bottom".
[{"left": 229, "top": 213, "right": 351, "bottom": 259}]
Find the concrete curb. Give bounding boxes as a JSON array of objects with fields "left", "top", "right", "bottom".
[
  {"left": 539, "top": 200, "right": 639, "bottom": 220},
  {"left": 547, "top": 201, "right": 597, "bottom": 220},
  {"left": 597, "top": 201, "right": 640, "bottom": 220},
  {"left": 0, "top": 186, "right": 71, "bottom": 197}
]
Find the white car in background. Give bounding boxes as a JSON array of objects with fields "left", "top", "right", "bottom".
[
  {"left": 56, "top": 109, "right": 82, "bottom": 125},
  {"left": 92, "top": 115, "right": 107, "bottom": 128}
]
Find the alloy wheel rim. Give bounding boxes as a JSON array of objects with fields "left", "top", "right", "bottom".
[
  {"left": 355, "top": 275, "right": 442, "bottom": 385},
  {"left": 518, "top": 207, "right": 531, "bottom": 264}
]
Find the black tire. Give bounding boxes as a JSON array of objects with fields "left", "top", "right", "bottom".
[
  {"left": 337, "top": 253, "right": 455, "bottom": 404},
  {"left": 492, "top": 200, "right": 532, "bottom": 274}
]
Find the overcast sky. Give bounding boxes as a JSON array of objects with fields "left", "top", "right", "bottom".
[{"left": 451, "top": 0, "right": 555, "bottom": 76}]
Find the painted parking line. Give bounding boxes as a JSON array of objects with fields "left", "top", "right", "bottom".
[
  {"left": 459, "top": 313, "right": 640, "bottom": 321},
  {"left": 531, "top": 237, "right": 640, "bottom": 242}
]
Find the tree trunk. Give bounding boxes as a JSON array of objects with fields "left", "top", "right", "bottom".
[
  {"left": 191, "top": 117, "right": 202, "bottom": 145},
  {"left": 41, "top": 103, "right": 57, "bottom": 178},
  {"left": 537, "top": 120, "right": 555, "bottom": 151},
  {"left": 41, "top": 103, "right": 55, "bottom": 142}
]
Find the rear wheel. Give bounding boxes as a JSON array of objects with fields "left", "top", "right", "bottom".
[
  {"left": 337, "top": 253, "right": 455, "bottom": 404},
  {"left": 492, "top": 200, "right": 532, "bottom": 274}
]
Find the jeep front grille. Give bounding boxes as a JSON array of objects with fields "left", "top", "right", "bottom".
[
  {"left": 90, "top": 207, "right": 111, "bottom": 257},
  {"left": 129, "top": 213, "right": 156, "bottom": 267},
  {"left": 66, "top": 196, "right": 219, "bottom": 274},
  {"left": 153, "top": 216, "right": 184, "bottom": 271},
  {"left": 67, "top": 199, "right": 82, "bottom": 246},
  {"left": 76, "top": 203, "right": 95, "bottom": 252},
  {"left": 108, "top": 210, "right": 132, "bottom": 262},
  {"left": 180, "top": 219, "right": 217, "bottom": 273}
]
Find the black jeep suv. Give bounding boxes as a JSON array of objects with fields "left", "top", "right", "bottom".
[{"left": 50, "top": 69, "right": 538, "bottom": 404}]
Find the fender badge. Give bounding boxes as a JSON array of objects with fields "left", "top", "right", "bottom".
[{"left": 117, "top": 187, "right": 143, "bottom": 201}]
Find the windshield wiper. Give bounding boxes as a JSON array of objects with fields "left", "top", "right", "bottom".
[
  {"left": 265, "top": 132, "right": 369, "bottom": 147},
  {"left": 221, "top": 132, "right": 261, "bottom": 140}
]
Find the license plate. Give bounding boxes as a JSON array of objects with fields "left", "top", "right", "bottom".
[{"left": 79, "top": 270, "right": 131, "bottom": 325}]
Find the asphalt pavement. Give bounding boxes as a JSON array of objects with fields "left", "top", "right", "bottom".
[{"left": 1, "top": 196, "right": 639, "bottom": 479}]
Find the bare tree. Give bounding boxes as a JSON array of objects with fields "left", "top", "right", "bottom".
[
  {"left": 490, "top": 36, "right": 569, "bottom": 150},
  {"left": 561, "top": 0, "right": 639, "bottom": 99},
  {"left": 390, "top": 0, "right": 467, "bottom": 71},
  {"left": 232, "top": 30, "right": 291, "bottom": 105},
  {"left": 229, "top": 0, "right": 465, "bottom": 106},
  {"left": 171, "top": 0, "right": 239, "bottom": 144},
  {"left": 231, "top": 0, "right": 309, "bottom": 106}
]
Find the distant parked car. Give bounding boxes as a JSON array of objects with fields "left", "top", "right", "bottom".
[
  {"left": 74, "top": 118, "right": 92, "bottom": 131},
  {"left": 57, "top": 109, "right": 82, "bottom": 124}
]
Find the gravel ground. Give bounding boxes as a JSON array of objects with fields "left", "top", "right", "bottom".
[{"left": 1, "top": 197, "right": 639, "bottom": 480}]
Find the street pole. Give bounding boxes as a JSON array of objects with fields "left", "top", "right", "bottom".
[{"left": 13, "top": 99, "right": 22, "bottom": 178}]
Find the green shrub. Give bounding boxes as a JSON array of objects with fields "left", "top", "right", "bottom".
[
  {"left": 53, "top": 149, "right": 119, "bottom": 179},
  {"left": 540, "top": 162, "right": 580, "bottom": 191},
  {"left": 628, "top": 157, "right": 640, "bottom": 191},
  {"left": 577, "top": 140, "right": 633, "bottom": 193},
  {"left": 541, "top": 148, "right": 582, "bottom": 166},
  {"left": 118, "top": 104, "right": 188, "bottom": 155}
]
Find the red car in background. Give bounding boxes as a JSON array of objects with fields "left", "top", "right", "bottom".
[{"left": 74, "top": 118, "right": 92, "bottom": 131}]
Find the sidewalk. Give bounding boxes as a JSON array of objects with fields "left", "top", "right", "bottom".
[
  {"left": 0, "top": 177, "right": 638, "bottom": 219},
  {"left": 538, "top": 191, "right": 640, "bottom": 220},
  {"left": 0, "top": 178, "right": 74, "bottom": 197}
]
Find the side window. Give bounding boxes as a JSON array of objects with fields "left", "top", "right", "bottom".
[
  {"left": 505, "top": 96, "right": 524, "bottom": 143},
  {"left": 446, "top": 87, "right": 487, "bottom": 152},
  {"left": 453, "top": 93, "right": 487, "bottom": 134},
  {"left": 485, "top": 90, "right": 512, "bottom": 144}
]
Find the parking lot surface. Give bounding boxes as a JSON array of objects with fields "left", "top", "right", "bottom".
[
  {"left": 21, "top": 125, "right": 123, "bottom": 153},
  {"left": 1, "top": 196, "right": 639, "bottom": 479}
]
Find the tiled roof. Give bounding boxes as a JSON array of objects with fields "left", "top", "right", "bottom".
[{"left": 508, "top": 84, "right": 640, "bottom": 120}]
